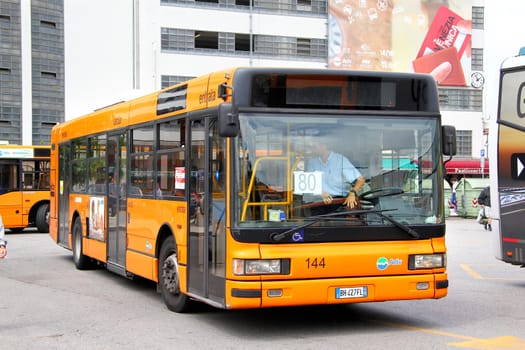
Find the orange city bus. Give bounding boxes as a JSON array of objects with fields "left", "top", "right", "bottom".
[
  {"left": 49, "top": 67, "right": 455, "bottom": 312},
  {"left": 0, "top": 145, "right": 50, "bottom": 232}
]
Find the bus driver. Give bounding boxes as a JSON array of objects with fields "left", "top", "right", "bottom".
[{"left": 306, "top": 141, "right": 366, "bottom": 215}]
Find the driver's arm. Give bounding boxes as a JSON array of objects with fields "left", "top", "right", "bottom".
[{"left": 344, "top": 175, "right": 366, "bottom": 208}]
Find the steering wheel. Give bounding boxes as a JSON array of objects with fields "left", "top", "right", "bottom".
[{"left": 360, "top": 187, "right": 404, "bottom": 201}]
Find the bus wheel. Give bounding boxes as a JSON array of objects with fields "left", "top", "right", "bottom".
[
  {"left": 159, "top": 235, "right": 191, "bottom": 313},
  {"left": 72, "top": 217, "right": 91, "bottom": 270},
  {"left": 36, "top": 203, "right": 50, "bottom": 233}
]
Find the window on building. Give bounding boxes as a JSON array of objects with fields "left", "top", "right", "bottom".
[
  {"left": 161, "top": 27, "right": 327, "bottom": 59},
  {"left": 471, "top": 48, "right": 483, "bottom": 72},
  {"left": 438, "top": 88, "right": 482, "bottom": 112},
  {"left": 218, "top": 32, "right": 235, "bottom": 52},
  {"left": 235, "top": 33, "right": 250, "bottom": 52},
  {"left": 161, "top": 27, "right": 194, "bottom": 50},
  {"left": 309, "top": 38, "right": 327, "bottom": 57},
  {"left": 40, "top": 20, "right": 56, "bottom": 29},
  {"left": 472, "top": 6, "right": 484, "bottom": 29},
  {"left": 0, "top": 14, "right": 10, "bottom": 27},
  {"left": 160, "top": 0, "right": 328, "bottom": 14},
  {"left": 161, "top": 75, "right": 195, "bottom": 89},
  {"left": 456, "top": 130, "right": 472, "bottom": 157},
  {"left": 255, "top": 35, "right": 294, "bottom": 56},
  {"left": 297, "top": 0, "right": 312, "bottom": 11},
  {"left": 195, "top": 31, "right": 219, "bottom": 49},
  {"left": 297, "top": 38, "right": 311, "bottom": 56},
  {"left": 41, "top": 71, "right": 57, "bottom": 79}
]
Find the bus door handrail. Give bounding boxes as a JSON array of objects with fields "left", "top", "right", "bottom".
[{"left": 241, "top": 156, "right": 295, "bottom": 221}]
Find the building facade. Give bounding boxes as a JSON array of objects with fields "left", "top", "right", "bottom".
[
  {"left": 3, "top": 0, "right": 486, "bottom": 173},
  {"left": 0, "top": 0, "right": 64, "bottom": 145}
]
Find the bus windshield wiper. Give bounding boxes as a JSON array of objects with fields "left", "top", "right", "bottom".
[
  {"left": 318, "top": 209, "right": 420, "bottom": 239},
  {"left": 270, "top": 209, "right": 420, "bottom": 242},
  {"left": 365, "top": 210, "right": 420, "bottom": 239},
  {"left": 327, "top": 208, "right": 420, "bottom": 238}
]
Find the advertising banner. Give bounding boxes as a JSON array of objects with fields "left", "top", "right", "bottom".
[{"left": 328, "top": 0, "right": 472, "bottom": 87}]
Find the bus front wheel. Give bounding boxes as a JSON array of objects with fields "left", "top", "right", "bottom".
[{"left": 158, "top": 235, "right": 191, "bottom": 313}]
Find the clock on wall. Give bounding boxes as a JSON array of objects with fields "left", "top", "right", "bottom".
[{"left": 471, "top": 72, "right": 485, "bottom": 88}]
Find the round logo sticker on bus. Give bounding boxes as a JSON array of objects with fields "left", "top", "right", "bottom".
[{"left": 377, "top": 257, "right": 389, "bottom": 270}]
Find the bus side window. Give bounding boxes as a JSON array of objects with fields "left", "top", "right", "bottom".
[
  {"left": 23, "top": 173, "right": 34, "bottom": 189},
  {"left": 38, "top": 173, "right": 50, "bottom": 190}
]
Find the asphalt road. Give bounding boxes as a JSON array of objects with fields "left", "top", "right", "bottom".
[{"left": 1, "top": 218, "right": 525, "bottom": 350}]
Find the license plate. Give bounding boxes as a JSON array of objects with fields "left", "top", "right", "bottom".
[{"left": 335, "top": 286, "right": 368, "bottom": 299}]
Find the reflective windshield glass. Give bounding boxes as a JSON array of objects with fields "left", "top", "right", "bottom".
[{"left": 233, "top": 113, "right": 443, "bottom": 228}]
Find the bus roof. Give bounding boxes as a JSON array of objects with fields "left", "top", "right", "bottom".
[
  {"left": 53, "top": 67, "right": 440, "bottom": 142},
  {"left": 0, "top": 145, "right": 50, "bottom": 159},
  {"left": 501, "top": 54, "right": 525, "bottom": 70}
]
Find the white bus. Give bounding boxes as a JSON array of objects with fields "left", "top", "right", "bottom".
[{"left": 492, "top": 49, "right": 525, "bottom": 267}]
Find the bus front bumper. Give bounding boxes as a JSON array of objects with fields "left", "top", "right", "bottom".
[{"left": 225, "top": 273, "right": 448, "bottom": 309}]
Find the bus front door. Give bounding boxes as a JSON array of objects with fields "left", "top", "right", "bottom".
[
  {"left": 0, "top": 160, "right": 23, "bottom": 229},
  {"left": 106, "top": 133, "right": 127, "bottom": 274},
  {"left": 188, "top": 117, "right": 226, "bottom": 306}
]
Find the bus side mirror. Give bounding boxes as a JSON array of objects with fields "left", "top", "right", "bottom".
[
  {"left": 442, "top": 125, "right": 457, "bottom": 156},
  {"left": 218, "top": 103, "right": 239, "bottom": 137}
]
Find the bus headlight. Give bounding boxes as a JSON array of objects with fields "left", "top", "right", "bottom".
[
  {"left": 233, "top": 259, "right": 290, "bottom": 275},
  {"left": 409, "top": 253, "right": 446, "bottom": 270}
]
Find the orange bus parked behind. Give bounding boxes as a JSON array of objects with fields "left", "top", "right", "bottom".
[{"left": 0, "top": 145, "right": 50, "bottom": 232}]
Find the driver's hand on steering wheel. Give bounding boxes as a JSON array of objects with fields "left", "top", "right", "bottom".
[
  {"left": 343, "top": 192, "right": 358, "bottom": 209},
  {"left": 321, "top": 192, "right": 333, "bottom": 204}
]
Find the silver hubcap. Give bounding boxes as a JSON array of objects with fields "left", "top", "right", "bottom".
[{"left": 162, "top": 253, "right": 180, "bottom": 294}]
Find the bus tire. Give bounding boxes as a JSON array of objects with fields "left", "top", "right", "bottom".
[
  {"left": 72, "top": 217, "right": 91, "bottom": 270},
  {"left": 36, "top": 203, "right": 50, "bottom": 233},
  {"left": 158, "top": 235, "right": 192, "bottom": 313}
]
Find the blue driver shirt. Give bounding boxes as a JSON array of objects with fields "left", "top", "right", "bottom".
[{"left": 306, "top": 151, "right": 362, "bottom": 197}]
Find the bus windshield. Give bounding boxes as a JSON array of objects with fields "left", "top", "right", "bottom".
[{"left": 233, "top": 113, "right": 442, "bottom": 229}]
